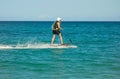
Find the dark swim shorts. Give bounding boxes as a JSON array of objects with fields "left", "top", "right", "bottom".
[{"left": 52, "top": 30, "right": 60, "bottom": 35}]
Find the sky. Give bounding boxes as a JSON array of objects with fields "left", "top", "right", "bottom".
[{"left": 0, "top": 0, "right": 120, "bottom": 21}]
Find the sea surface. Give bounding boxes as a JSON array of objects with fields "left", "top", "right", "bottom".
[{"left": 0, "top": 21, "right": 120, "bottom": 79}]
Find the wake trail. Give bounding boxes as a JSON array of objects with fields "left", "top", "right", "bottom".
[{"left": 0, "top": 43, "right": 77, "bottom": 49}]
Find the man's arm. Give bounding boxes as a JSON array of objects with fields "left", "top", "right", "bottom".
[
  {"left": 57, "top": 22, "right": 63, "bottom": 30},
  {"left": 51, "top": 22, "right": 55, "bottom": 30},
  {"left": 57, "top": 22, "right": 60, "bottom": 29}
]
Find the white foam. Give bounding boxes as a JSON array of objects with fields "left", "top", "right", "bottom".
[
  {"left": 0, "top": 44, "right": 77, "bottom": 49},
  {"left": 0, "top": 45, "right": 13, "bottom": 49}
]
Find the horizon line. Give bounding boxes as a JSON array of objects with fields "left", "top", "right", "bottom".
[{"left": 0, "top": 20, "right": 120, "bottom": 22}]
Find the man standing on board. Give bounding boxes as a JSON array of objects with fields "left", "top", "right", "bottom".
[{"left": 51, "top": 18, "right": 64, "bottom": 45}]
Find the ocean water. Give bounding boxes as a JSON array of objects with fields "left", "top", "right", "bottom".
[{"left": 0, "top": 21, "right": 120, "bottom": 79}]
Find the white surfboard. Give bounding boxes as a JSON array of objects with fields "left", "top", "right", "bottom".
[{"left": 48, "top": 44, "right": 77, "bottom": 48}]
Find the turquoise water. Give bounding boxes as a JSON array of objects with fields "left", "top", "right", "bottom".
[{"left": 0, "top": 21, "right": 120, "bottom": 79}]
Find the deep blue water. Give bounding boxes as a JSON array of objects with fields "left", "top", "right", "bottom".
[{"left": 0, "top": 21, "right": 120, "bottom": 79}]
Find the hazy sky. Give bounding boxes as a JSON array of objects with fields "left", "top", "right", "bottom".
[{"left": 0, "top": 0, "right": 120, "bottom": 21}]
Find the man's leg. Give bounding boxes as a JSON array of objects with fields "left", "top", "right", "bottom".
[
  {"left": 59, "top": 33, "right": 63, "bottom": 44},
  {"left": 51, "top": 34, "right": 55, "bottom": 44}
]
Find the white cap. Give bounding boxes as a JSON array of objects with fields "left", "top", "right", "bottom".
[{"left": 57, "top": 17, "right": 61, "bottom": 21}]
